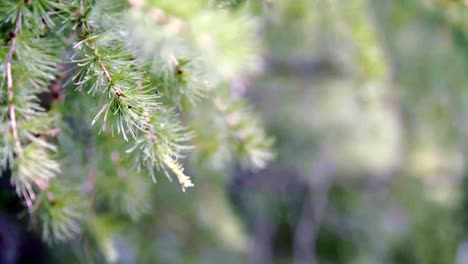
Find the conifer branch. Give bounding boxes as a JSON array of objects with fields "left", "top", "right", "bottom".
[
  {"left": 94, "top": 48, "right": 123, "bottom": 98},
  {"left": 97, "top": 54, "right": 112, "bottom": 82},
  {"left": 212, "top": 93, "right": 274, "bottom": 170},
  {"left": 6, "top": 5, "right": 23, "bottom": 157},
  {"left": 0, "top": 0, "right": 275, "bottom": 247},
  {"left": 161, "top": 153, "right": 193, "bottom": 192},
  {"left": 1, "top": 0, "right": 62, "bottom": 211},
  {"left": 143, "top": 110, "right": 194, "bottom": 191}
]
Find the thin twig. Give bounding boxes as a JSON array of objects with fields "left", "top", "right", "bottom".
[
  {"left": 97, "top": 57, "right": 112, "bottom": 81},
  {"left": 95, "top": 52, "right": 123, "bottom": 97},
  {"left": 6, "top": 7, "right": 23, "bottom": 157}
]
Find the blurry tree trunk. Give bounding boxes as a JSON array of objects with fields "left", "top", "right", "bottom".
[
  {"left": 251, "top": 216, "right": 275, "bottom": 264},
  {"left": 458, "top": 171, "right": 468, "bottom": 264},
  {"left": 294, "top": 146, "right": 334, "bottom": 264},
  {"left": 231, "top": 166, "right": 307, "bottom": 264},
  {"left": 293, "top": 185, "right": 330, "bottom": 264},
  {"left": 456, "top": 241, "right": 468, "bottom": 264}
]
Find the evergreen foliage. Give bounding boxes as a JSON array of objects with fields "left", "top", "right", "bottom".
[
  {"left": 1, "top": 0, "right": 465, "bottom": 263},
  {"left": 0, "top": 0, "right": 272, "bottom": 246}
]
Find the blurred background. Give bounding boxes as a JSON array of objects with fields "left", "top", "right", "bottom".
[{"left": 1, "top": 0, "right": 468, "bottom": 263}]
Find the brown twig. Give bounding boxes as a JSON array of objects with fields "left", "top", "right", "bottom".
[
  {"left": 94, "top": 51, "right": 124, "bottom": 97},
  {"left": 97, "top": 56, "right": 112, "bottom": 82},
  {"left": 6, "top": 7, "right": 23, "bottom": 157}
]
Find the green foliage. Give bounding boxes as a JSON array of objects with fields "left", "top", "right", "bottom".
[
  {"left": 252, "top": 0, "right": 467, "bottom": 263},
  {"left": 30, "top": 182, "right": 86, "bottom": 243},
  {"left": 0, "top": 0, "right": 272, "bottom": 247},
  {"left": 1, "top": 0, "right": 464, "bottom": 262},
  {"left": 212, "top": 90, "right": 274, "bottom": 170}
]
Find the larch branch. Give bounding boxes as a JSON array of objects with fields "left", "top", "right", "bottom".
[{"left": 6, "top": 7, "right": 23, "bottom": 157}]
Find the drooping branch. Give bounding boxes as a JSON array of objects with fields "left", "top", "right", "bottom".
[
  {"left": 5, "top": 6, "right": 23, "bottom": 157},
  {"left": 212, "top": 94, "right": 274, "bottom": 170},
  {"left": 74, "top": 35, "right": 194, "bottom": 190},
  {"left": 143, "top": 109, "right": 194, "bottom": 191}
]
